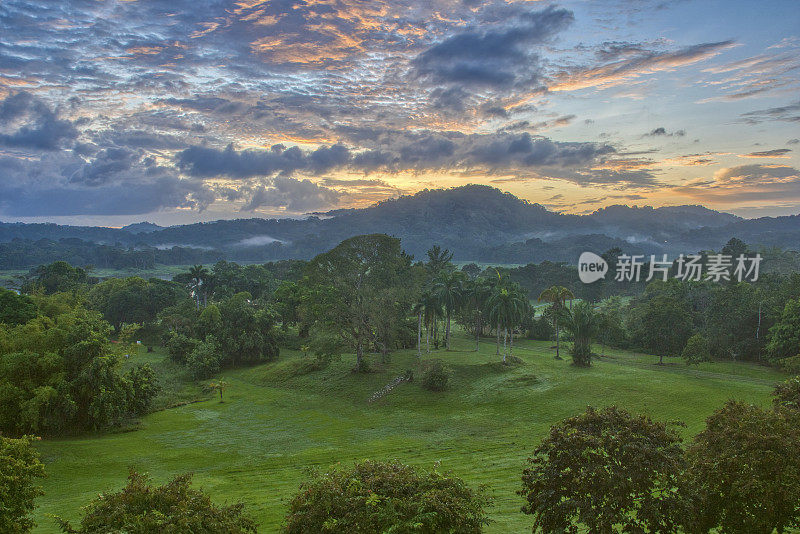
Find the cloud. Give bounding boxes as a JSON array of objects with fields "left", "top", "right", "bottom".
[
  {"left": 740, "top": 100, "right": 800, "bottom": 124},
  {"left": 739, "top": 148, "right": 791, "bottom": 158},
  {"left": 674, "top": 164, "right": 800, "bottom": 204},
  {"left": 643, "top": 127, "right": 685, "bottom": 137},
  {"left": 0, "top": 92, "right": 79, "bottom": 150},
  {"left": 549, "top": 40, "right": 736, "bottom": 92},
  {"left": 241, "top": 177, "right": 340, "bottom": 212}
]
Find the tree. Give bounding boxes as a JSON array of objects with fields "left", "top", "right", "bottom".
[
  {"left": 21, "top": 261, "right": 87, "bottom": 295},
  {"left": 767, "top": 298, "right": 800, "bottom": 362},
  {"left": 488, "top": 281, "right": 529, "bottom": 362},
  {"left": 559, "top": 301, "right": 597, "bottom": 366},
  {"left": 537, "top": 286, "right": 574, "bottom": 360},
  {"left": 57, "top": 471, "right": 256, "bottom": 533},
  {"left": 682, "top": 334, "right": 711, "bottom": 365},
  {"left": 283, "top": 460, "right": 489, "bottom": 533},
  {"left": 425, "top": 244, "right": 454, "bottom": 275},
  {"left": 433, "top": 270, "right": 466, "bottom": 350},
  {"left": 520, "top": 406, "right": 685, "bottom": 534},
  {"left": 215, "top": 293, "right": 280, "bottom": 367},
  {"left": 0, "top": 435, "right": 46, "bottom": 533},
  {"left": 773, "top": 376, "right": 800, "bottom": 412},
  {"left": 185, "top": 264, "right": 210, "bottom": 309},
  {"left": 0, "top": 289, "right": 37, "bottom": 326},
  {"left": 207, "top": 379, "right": 229, "bottom": 402},
  {"left": 683, "top": 401, "right": 800, "bottom": 533},
  {"left": 303, "top": 235, "right": 412, "bottom": 371},
  {"left": 628, "top": 283, "right": 693, "bottom": 365}
]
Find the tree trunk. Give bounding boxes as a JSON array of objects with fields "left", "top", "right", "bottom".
[
  {"left": 445, "top": 311, "right": 451, "bottom": 350},
  {"left": 417, "top": 311, "right": 422, "bottom": 360},
  {"left": 356, "top": 338, "right": 364, "bottom": 371},
  {"left": 475, "top": 315, "right": 480, "bottom": 352},
  {"left": 509, "top": 328, "right": 514, "bottom": 358},
  {"left": 496, "top": 325, "right": 501, "bottom": 355},
  {"left": 503, "top": 327, "right": 508, "bottom": 363},
  {"left": 426, "top": 323, "right": 430, "bottom": 354},
  {"left": 555, "top": 318, "right": 562, "bottom": 360}
]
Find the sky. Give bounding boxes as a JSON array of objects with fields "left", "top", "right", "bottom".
[{"left": 0, "top": 0, "right": 798, "bottom": 226}]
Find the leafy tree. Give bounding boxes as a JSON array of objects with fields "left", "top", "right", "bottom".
[
  {"left": 628, "top": 283, "right": 693, "bottom": 364},
  {"left": 206, "top": 379, "right": 229, "bottom": 402},
  {"left": 215, "top": 293, "right": 280, "bottom": 366},
  {"left": 461, "top": 262, "right": 481, "bottom": 279},
  {"left": 425, "top": 244, "right": 454, "bottom": 275},
  {"left": 520, "top": 406, "right": 685, "bottom": 534},
  {"left": 21, "top": 261, "right": 87, "bottom": 294},
  {"left": 0, "top": 288, "right": 37, "bottom": 326},
  {"left": 165, "top": 332, "right": 199, "bottom": 364},
  {"left": 767, "top": 298, "right": 800, "bottom": 362},
  {"left": 283, "top": 460, "right": 489, "bottom": 533},
  {"left": 124, "top": 364, "right": 159, "bottom": 415},
  {"left": 559, "top": 301, "right": 597, "bottom": 366},
  {"left": 0, "top": 435, "right": 46, "bottom": 533},
  {"left": 420, "top": 359, "right": 451, "bottom": 391},
  {"left": 682, "top": 334, "right": 711, "bottom": 365},
  {"left": 537, "top": 286, "right": 574, "bottom": 360},
  {"left": 705, "top": 282, "right": 762, "bottom": 361},
  {"left": 303, "top": 234, "right": 412, "bottom": 371},
  {"left": 187, "top": 336, "right": 222, "bottom": 380},
  {"left": 683, "top": 401, "right": 800, "bottom": 534},
  {"left": 57, "top": 471, "right": 256, "bottom": 533}
]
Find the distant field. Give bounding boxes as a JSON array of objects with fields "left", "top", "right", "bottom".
[
  {"left": 32, "top": 333, "right": 784, "bottom": 533},
  {"left": 0, "top": 264, "right": 199, "bottom": 288}
]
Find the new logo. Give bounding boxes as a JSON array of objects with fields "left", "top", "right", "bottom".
[{"left": 578, "top": 252, "right": 608, "bottom": 283}]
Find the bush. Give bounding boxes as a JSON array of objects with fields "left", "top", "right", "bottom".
[
  {"left": 773, "top": 376, "right": 800, "bottom": 411},
  {"left": 526, "top": 316, "right": 554, "bottom": 341},
  {"left": 421, "top": 359, "right": 451, "bottom": 391},
  {"left": 682, "top": 333, "right": 711, "bottom": 365},
  {"left": 124, "top": 364, "right": 160, "bottom": 416},
  {"left": 0, "top": 435, "right": 46, "bottom": 533},
  {"left": 683, "top": 401, "right": 800, "bottom": 533},
  {"left": 283, "top": 460, "right": 489, "bottom": 533},
  {"left": 520, "top": 406, "right": 685, "bottom": 533},
  {"left": 166, "top": 333, "right": 199, "bottom": 365},
  {"left": 778, "top": 354, "right": 800, "bottom": 374},
  {"left": 57, "top": 471, "right": 256, "bottom": 533},
  {"left": 186, "top": 337, "right": 221, "bottom": 380}
]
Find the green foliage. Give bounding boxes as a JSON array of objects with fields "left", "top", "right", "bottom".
[
  {"left": 0, "top": 288, "right": 37, "bottom": 326},
  {"left": 283, "top": 460, "right": 489, "bottom": 533},
  {"left": 187, "top": 337, "right": 222, "bottom": 380},
  {"left": 87, "top": 277, "right": 187, "bottom": 329},
  {"left": 560, "top": 301, "right": 597, "bottom": 367},
  {"left": 683, "top": 401, "right": 800, "bottom": 533},
  {"left": 526, "top": 315, "right": 554, "bottom": 341},
  {"left": 773, "top": 376, "right": 800, "bottom": 412},
  {"left": 778, "top": 354, "right": 800, "bottom": 374},
  {"left": 21, "top": 261, "right": 87, "bottom": 294},
  {"left": 767, "top": 298, "right": 800, "bottom": 362},
  {"left": 420, "top": 359, "right": 451, "bottom": 391},
  {"left": 628, "top": 280, "right": 694, "bottom": 364},
  {"left": 0, "top": 435, "right": 46, "bottom": 533},
  {"left": 165, "top": 332, "right": 199, "bottom": 365},
  {"left": 0, "top": 300, "right": 156, "bottom": 435},
  {"left": 57, "top": 470, "right": 256, "bottom": 533},
  {"left": 215, "top": 293, "right": 280, "bottom": 366},
  {"left": 705, "top": 282, "right": 762, "bottom": 361},
  {"left": 682, "top": 334, "right": 711, "bottom": 365},
  {"left": 124, "top": 364, "right": 160, "bottom": 415},
  {"left": 520, "top": 406, "right": 685, "bottom": 533}
]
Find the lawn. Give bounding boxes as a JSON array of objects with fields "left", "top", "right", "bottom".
[{"left": 32, "top": 333, "right": 784, "bottom": 533}]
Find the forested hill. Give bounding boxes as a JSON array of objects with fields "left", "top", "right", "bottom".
[{"left": 1, "top": 185, "right": 798, "bottom": 266}]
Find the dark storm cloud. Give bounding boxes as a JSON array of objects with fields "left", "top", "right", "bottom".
[
  {"left": 0, "top": 92, "right": 79, "bottom": 150},
  {"left": 241, "top": 177, "right": 340, "bottom": 212},
  {"left": 412, "top": 6, "right": 574, "bottom": 89}
]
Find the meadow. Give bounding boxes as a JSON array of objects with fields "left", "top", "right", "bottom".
[{"left": 32, "top": 333, "right": 785, "bottom": 533}]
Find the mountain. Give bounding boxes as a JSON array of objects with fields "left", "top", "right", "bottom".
[{"left": 0, "top": 185, "right": 797, "bottom": 266}]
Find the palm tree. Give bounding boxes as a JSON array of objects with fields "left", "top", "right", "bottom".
[
  {"left": 433, "top": 271, "right": 465, "bottom": 351},
  {"left": 463, "top": 278, "right": 493, "bottom": 351},
  {"left": 417, "top": 290, "right": 441, "bottom": 354},
  {"left": 207, "top": 379, "right": 229, "bottom": 402},
  {"left": 559, "top": 301, "right": 597, "bottom": 367},
  {"left": 538, "top": 285, "right": 575, "bottom": 360},
  {"left": 488, "top": 283, "right": 529, "bottom": 363}
]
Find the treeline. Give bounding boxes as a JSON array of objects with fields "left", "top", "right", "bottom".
[
  {"left": 0, "top": 238, "right": 222, "bottom": 269},
  {"left": 6, "top": 380, "right": 800, "bottom": 532}
]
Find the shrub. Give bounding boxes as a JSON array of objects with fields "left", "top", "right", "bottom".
[
  {"left": 682, "top": 333, "right": 711, "bottom": 365},
  {"left": 421, "top": 359, "right": 451, "bottom": 391},
  {"left": 773, "top": 376, "right": 800, "bottom": 411},
  {"left": 186, "top": 337, "right": 221, "bottom": 380},
  {"left": 0, "top": 435, "right": 45, "bottom": 533},
  {"left": 778, "top": 354, "right": 800, "bottom": 374},
  {"left": 283, "top": 460, "right": 489, "bottom": 533},
  {"left": 520, "top": 406, "right": 685, "bottom": 533},
  {"left": 526, "top": 316, "right": 554, "bottom": 341},
  {"left": 57, "top": 471, "right": 256, "bottom": 533},
  {"left": 683, "top": 401, "right": 800, "bottom": 533},
  {"left": 124, "top": 364, "right": 160, "bottom": 416},
  {"left": 166, "top": 333, "right": 199, "bottom": 365}
]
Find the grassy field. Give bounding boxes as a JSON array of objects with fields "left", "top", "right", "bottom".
[{"left": 32, "top": 333, "right": 785, "bottom": 533}]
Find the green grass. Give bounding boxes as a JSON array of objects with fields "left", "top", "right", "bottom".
[{"left": 32, "top": 334, "right": 784, "bottom": 533}]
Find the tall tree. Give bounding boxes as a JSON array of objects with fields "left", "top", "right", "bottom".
[
  {"left": 560, "top": 301, "right": 598, "bottom": 366},
  {"left": 433, "top": 270, "right": 465, "bottom": 351},
  {"left": 538, "top": 286, "right": 575, "bottom": 360},
  {"left": 488, "top": 281, "right": 529, "bottom": 362}
]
